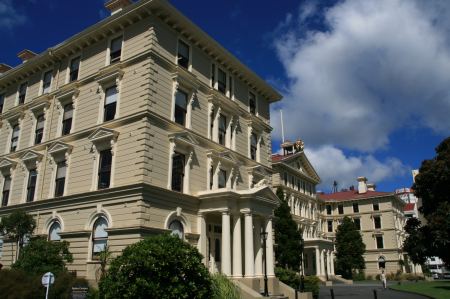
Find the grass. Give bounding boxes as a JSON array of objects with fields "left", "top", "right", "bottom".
[{"left": 390, "top": 281, "right": 450, "bottom": 299}]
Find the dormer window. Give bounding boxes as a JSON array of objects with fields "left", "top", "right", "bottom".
[
  {"left": 18, "top": 82, "right": 27, "bottom": 105},
  {"left": 177, "top": 40, "right": 190, "bottom": 69},
  {"left": 69, "top": 57, "right": 80, "bottom": 82},
  {"left": 42, "top": 71, "right": 52, "bottom": 94},
  {"left": 109, "top": 36, "right": 122, "bottom": 64}
]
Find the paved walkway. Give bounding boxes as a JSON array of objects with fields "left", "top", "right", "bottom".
[{"left": 319, "top": 283, "right": 428, "bottom": 299}]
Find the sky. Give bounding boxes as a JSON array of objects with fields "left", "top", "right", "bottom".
[{"left": 1, "top": 0, "right": 448, "bottom": 193}]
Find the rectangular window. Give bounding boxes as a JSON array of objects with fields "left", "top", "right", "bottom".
[
  {"left": 177, "top": 40, "right": 189, "bottom": 69},
  {"left": 104, "top": 85, "right": 117, "bottom": 122},
  {"left": 54, "top": 161, "right": 66, "bottom": 197},
  {"left": 1, "top": 175, "right": 11, "bottom": 207},
  {"left": 228, "top": 76, "right": 233, "bottom": 98},
  {"left": 373, "top": 203, "right": 380, "bottom": 211},
  {"left": 338, "top": 204, "right": 344, "bottom": 214},
  {"left": 171, "top": 152, "right": 185, "bottom": 192},
  {"left": 211, "top": 64, "right": 216, "bottom": 87},
  {"left": 218, "top": 68, "right": 227, "bottom": 94},
  {"left": 327, "top": 220, "right": 333, "bottom": 232},
  {"left": 284, "top": 172, "right": 288, "bottom": 185},
  {"left": 0, "top": 94, "right": 4, "bottom": 113},
  {"left": 69, "top": 57, "right": 81, "bottom": 82},
  {"left": 174, "top": 90, "right": 188, "bottom": 126},
  {"left": 218, "top": 169, "right": 226, "bottom": 189},
  {"left": 354, "top": 218, "right": 361, "bottom": 230},
  {"left": 209, "top": 167, "right": 213, "bottom": 190},
  {"left": 42, "top": 70, "right": 52, "bottom": 94},
  {"left": 249, "top": 92, "right": 256, "bottom": 115},
  {"left": 62, "top": 103, "right": 73, "bottom": 136},
  {"left": 326, "top": 205, "right": 332, "bottom": 215},
  {"left": 218, "top": 114, "right": 226, "bottom": 146},
  {"left": 250, "top": 133, "right": 258, "bottom": 160},
  {"left": 98, "top": 149, "right": 112, "bottom": 189},
  {"left": 26, "top": 169, "right": 37, "bottom": 202},
  {"left": 353, "top": 203, "right": 359, "bottom": 213},
  {"left": 376, "top": 236, "right": 384, "bottom": 249},
  {"left": 374, "top": 216, "right": 381, "bottom": 229},
  {"left": 10, "top": 125, "right": 20, "bottom": 152},
  {"left": 18, "top": 82, "right": 27, "bottom": 104},
  {"left": 34, "top": 114, "right": 45, "bottom": 145},
  {"left": 109, "top": 36, "right": 122, "bottom": 64}
]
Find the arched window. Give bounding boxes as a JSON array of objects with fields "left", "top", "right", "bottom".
[
  {"left": 49, "top": 222, "right": 61, "bottom": 241},
  {"left": 92, "top": 217, "right": 108, "bottom": 259},
  {"left": 169, "top": 220, "right": 184, "bottom": 239},
  {"left": 378, "top": 256, "right": 386, "bottom": 269}
]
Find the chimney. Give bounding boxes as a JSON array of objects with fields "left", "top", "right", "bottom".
[
  {"left": 105, "top": 0, "right": 132, "bottom": 15},
  {"left": 367, "top": 183, "right": 376, "bottom": 191},
  {"left": 17, "top": 50, "right": 37, "bottom": 63},
  {"left": 0, "top": 63, "right": 12, "bottom": 75},
  {"left": 357, "top": 177, "right": 368, "bottom": 194}
]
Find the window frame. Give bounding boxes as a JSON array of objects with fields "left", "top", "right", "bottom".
[
  {"left": 327, "top": 220, "right": 333, "bottom": 232},
  {"left": 0, "top": 93, "right": 4, "bottom": 114},
  {"left": 376, "top": 235, "right": 384, "bottom": 249},
  {"left": 41, "top": 70, "right": 53, "bottom": 95},
  {"left": 326, "top": 205, "right": 332, "bottom": 215},
  {"left": 48, "top": 221, "right": 62, "bottom": 242},
  {"left": 218, "top": 114, "right": 227, "bottom": 146},
  {"left": 218, "top": 168, "right": 227, "bottom": 189},
  {"left": 353, "top": 218, "right": 361, "bottom": 230},
  {"left": 249, "top": 91, "right": 257, "bottom": 115},
  {"left": 373, "top": 203, "right": 380, "bottom": 211},
  {"left": 217, "top": 68, "right": 227, "bottom": 94},
  {"left": 91, "top": 217, "right": 109, "bottom": 260},
  {"left": 174, "top": 89, "right": 188, "bottom": 126},
  {"left": 98, "top": 149, "right": 112, "bottom": 190},
  {"left": 10, "top": 124, "right": 20, "bottom": 153},
  {"left": 54, "top": 161, "right": 67, "bottom": 197},
  {"left": 17, "top": 82, "right": 27, "bottom": 105},
  {"left": 26, "top": 168, "right": 37, "bottom": 203},
  {"left": 108, "top": 35, "right": 123, "bottom": 65},
  {"left": 68, "top": 56, "right": 81, "bottom": 83},
  {"left": 62, "top": 103, "right": 74, "bottom": 136},
  {"left": 34, "top": 114, "right": 45, "bottom": 145},
  {"left": 338, "top": 204, "right": 344, "bottom": 215},
  {"left": 1, "top": 175, "right": 11, "bottom": 207},
  {"left": 103, "top": 85, "right": 118, "bottom": 122},
  {"left": 171, "top": 152, "right": 185, "bottom": 192},
  {"left": 177, "top": 39, "right": 191, "bottom": 70},
  {"left": 169, "top": 219, "right": 185, "bottom": 239},
  {"left": 373, "top": 216, "right": 382, "bottom": 229}
]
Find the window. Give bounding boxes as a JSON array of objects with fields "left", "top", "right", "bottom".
[
  {"left": 169, "top": 220, "right": 184, "bottom": 239},
  {"left": 378, "top": 256, "right": 386, "bottom": 268},
  {"left": 0, "top": 94, "right": 4, "bottom": 113},
  {"left": 327, "top": 220, "right": 333, "bottom": 232},
  {"left": 49, "top": 222, "right": 61, "bottom": 241},
  {"left": 104, "top": 85, "right": 117, "bottom": 122},
  {"left": 284, "top": 172, "right": 288, "bottom": 185},
  {"left": 353, "top": 218, "right": 361, "bottom": 230},
  {"left": 10, "top": 125, "right": 20, "bottom": 152},
  {"left": 1, "top": 175, "right": 11, "bottom": 207},
  {"left": 338, "top": 204, "right": 344, "bottom": 214},
  {"left": 62, "top": 103, "right": 73, "bottom": 135},
  {"left": 326, "top": 205, "right": 332, "bottom": 215},
  {"left": 174, "top": 90, "right": 188, "bottom": 126},
  {"left": 42, "top": 70, "right": 52, "bottom": 94},
  {"left": 98, "top": 149, "right": 112, "bottom": 189},
  {"left": 34, "top": 114, "right": 45, "bottom": 144},
  {"left": 171, "top": 152, "right": 185, "bottom": 192},
  {"left": 218, "top": 68, "right": 226, "bottom": 94},
  {"left": 374, "top": 216, "right": 381, "bottom": 229},
  {"left": 54, "top": 161, "right": 66, "bottom": 197},
  {"left": 92, "top": 217, "right": 108, "bottom": 259},
  {"left": 250, "top": 133, "right": 258, "bottom": 160},
  {"left": 373, "top": 203, "right": 379, "bottom": 211},
  {"left": 0, "top": 237, "right": 3, "bottom": 258},
  {"left": 218, "top": 169, "right": 226, "bottom": 189},
  {"left": 18, "top": 82, "right": 27, "bottom": 104},
  {"left": 109, "top": 36, "right": 122, "bottom": 64},
  {"left": 211, "top": 64, "right": 216, "bottom": 87},
  {"left": 376, "top": 236, "right": 384, "bottom": 249},
  {"left": 353, "top": 203, "right": 359, "bottom": 213},
  {"left": 215, "top": 238, "right": 221, "bottom": 261},
  {"left": 209, "top": 167, "right": 213, "bottom": 190},
  {"left": 218, "top": 114, "right": 226, "bottom": 146},
  {"left": 249, "top": 92, "right": 256, "bottom": 115},
  {"left": 26, "top": 169, "right": 37, "bottom": 202},
  {"left": 69, "top": 56, "right": 80, "bottom": 82},
  {"left": 177, "top": 40, "right": 189, "bottom": 69},
  {"left": 228, "top": 76, "right": 233, "bottom": 98}
]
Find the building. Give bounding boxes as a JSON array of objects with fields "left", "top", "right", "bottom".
[
  {"left": 0, "top": 0, "right": 285, "bottom": 294},
  {"left": 271, "top": 141, "right": 334, "bottom": 279},
  {"left": 319, "top": 178, "right": 408, "bottom": 275}
]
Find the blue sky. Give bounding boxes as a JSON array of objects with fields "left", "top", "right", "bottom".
[{"left": 1, "top": 0, "right": 448, "bottom": 192}]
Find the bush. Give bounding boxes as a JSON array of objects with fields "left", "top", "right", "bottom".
[
  {"left": 275, "top": 267, "right": 319, "bottom": 299},
  {"left": 99, "top": 234, "right": 212, "bottom": 299},
  {"left": 211, "top": 273, "right": 241, "bottom": 299},
  {"left": 352, "top": 271, "right": 365, "bottom": 281},
  {"left": 304, "top": 276, "right": 320, "bottom": 299},
  {"left": 366, "top": 275, "right": 374, "bottom": 280}
]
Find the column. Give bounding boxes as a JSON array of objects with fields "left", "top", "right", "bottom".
[
  {"left": 326, "top": 251, "right": 331, "bottom": 278},
  {"left": 221, "top": 211, "right": 231, "bottom": 276},
  {"left": 266, "top": 216, "right": 275, "bottom": 277},
  {"left": 315, "top": 247, "right": 321, "bottom": 276},
  {"left": 320, "top": 249, "right": 326, "bottom": 277},
  {"left": 330, "top": 251, "right": 335, "bottom": 275},
  {"left": 197, "top": 213, "right": 207, "bottom": 266},
  {"left": 244, "top": 211, "right": 255, "bottom": 277},
  {"left": 232, "top": 214, "right": 242, "bottom": 277},
  {"left": 254, "top": 217, "right": 263, "bottom": 277}
]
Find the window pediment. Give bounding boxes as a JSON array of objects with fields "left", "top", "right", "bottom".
[
  {"left": 96, "top": 68, "right": 124, "bottom": 86},
  {"left": 48, "top": 141, "right": 73, "bottom": 163},
  {"left": 169, "top": 131, "right": 198, "bottom": 150},
  {"left": 0, "top": 158, "right": 17, "bottom": 175},
  {"left": 20, "top": 150, "right": 43, "bottom": 170},
  {"left": 171, "top": 68, "right": 201, "bottom": 91},
  {"left": 55, "top": 86, "right": 79, "bottom": 102},
  {"left": 88, "top": 127, "right": 119, "bottom": 152},
  {"left": 208, "top": 150, "right": 240, "bottom": 167}
]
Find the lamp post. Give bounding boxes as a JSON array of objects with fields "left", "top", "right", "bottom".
[
  {"left": 299, "top": 236, "right": 305, "bottom": 292},
  {"left": 261, "top": 230, "right": 269, "bottom": 297}
]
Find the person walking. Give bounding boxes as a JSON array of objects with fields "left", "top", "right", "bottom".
[{"left": 381, "top": 269, "right": 387, "bottom": 289}]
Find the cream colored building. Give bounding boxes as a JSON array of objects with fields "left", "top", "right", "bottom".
[
  {"left": 0, "top": 0, "right": 288, "bottom": 294},
  {"left": 319, "top": 177, "right": 408, "bottom": 276}
]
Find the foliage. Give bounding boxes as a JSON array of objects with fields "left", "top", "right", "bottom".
[
  {"left": 390, "top": 281, "right": 450, "bottom": 299},
  {"left": 412, "top": 137, "right": 450, "bottom": 265},
  {"left": 274, "top": 187, "right": 303, "bottom": 270},
  {"left": 402, "top": 217, "right": 427, "bottom": 267},
  {"left": 335, "top": 217, "right": 366, "bottom": 279},
  {"left": 99, "top": 234, "right": 212, "bottom": 299},
  {"left": 96, "top": 245, "right": 112, "bottom": 282},
  {"left": 275, "top": 267, "right": 320, "bottom": 299},
  {"left": 12, "top": 236, "right": 73, "bottom": 275},
  {"left": 0, "top": 210, "right": 36, "bottom": 259},
  {"left": 210, "top": 273, "right": 241, "bottom": 299},
  {"left": 352, "top": 271, "right": 365, "bottom": 281}
]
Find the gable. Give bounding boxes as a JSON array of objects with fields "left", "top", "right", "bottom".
[
  {"left": 48, "top": 142, "right": 73, "bottom": 155},
  {"left": 88, "top": 127, "right": 119, "bottom": 144},
  {"left": 275, "top": 152, "right": 321, "bottom": 183}
]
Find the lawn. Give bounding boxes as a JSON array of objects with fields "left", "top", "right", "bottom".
[{"left": 390, "top": 281, "right": 450, "bottom": 299}]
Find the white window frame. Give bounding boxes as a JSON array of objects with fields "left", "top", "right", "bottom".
[
  {"left": 248, "top": 128, "right": 261, "bottom": 162},
  {"left": 171, "top": 80, "right": 195, "bottom": 129},
  {"left": 22, "top": 164, "right": 40, "bottom": 204},
  {"left": 48, "top": 143, "right": 72, "bottom": 198},
  {"left": 167, "top": 136, "right": 194, "bottom": 194},
  {"left": 207, "top": 155, "right": 238, "bottom": 191},
  {"left": 56, "top": 89, "right": 79, "bottom": 137},
  {"left": 0, "top": 93, "right": 5, "bottom": 114},
  {"left": 211, "top": 63, "right": 233, "bottom": 99},
  {"left": 177, "top": 39, "right": 192, "bottom": 71},
  {"left": 29, "top": 105, "right": 49, "bottom": 146},
  {"left": 5, "top": 119, "right": 21, "bottom": 154},
  {"left": 248, "top": 91, "right": 258, "bottom": 115},
  {"left": 40, "top": 69, "right": 53, "bottom": 95},
  {"left": 66, "top": 55, "right": 82, "bottom": 84},
  {"left": 0, "top": 164, "right": 15, "bottom": 207},
  {"left": 89, "top": 215, "right": 109, "bottom": 261},
  {"left": 210, "top": 107, "right": 234, "bottom": 149},
  {"left": 96, "top": 72, "right": 123, "bottom": 125},
  {"left": 106, "top": 34, "right": 124, "bottom": 66},
  {"left": 16, "top": 81, "right": 27, "bottom": 105},
  {"left": 48, "top": 221, "right": 62, "bottom": 241}
]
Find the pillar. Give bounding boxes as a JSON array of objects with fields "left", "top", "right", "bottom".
[
  {"left": 315, "top": 247, "right": 321, "bottom": 276},
  {"left": 254, "top": 218, "right": 263, "bottom": 276},
  {"left": 232, "top": 214, "right": 242, "bottom": 277},
  {"left": 244, "top": 211, "right": 255, "bottom": 277},
  {"left": 320, "top": 249, "right": 326, "bottom": 277},
  {"left": 221, "top": 211, "right": 231, "bottom": 275},
  {"left": 266, "top": 216, "right": 275, "bottom": 276},
  {"left": 197, "top": 213, "right": 207, "bottom": 265},
  {"left": 330, "top": 251, "right": 335, "bottom": 275}
]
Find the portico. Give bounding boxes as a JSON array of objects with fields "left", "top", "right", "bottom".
[{"left": 304, "top": 240, "right": 335, "bottom": 278}]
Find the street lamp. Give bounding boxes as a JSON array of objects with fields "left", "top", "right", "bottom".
[
  {"left": 299, "top": 235, "right": 305, "bottom": 293},
  {"left": 261, "top": 230, "right": 269, "bottom": 297}
]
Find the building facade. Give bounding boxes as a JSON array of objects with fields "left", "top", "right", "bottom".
[{"left": 0, "top": 0, "right": 283, "bottom": 292}]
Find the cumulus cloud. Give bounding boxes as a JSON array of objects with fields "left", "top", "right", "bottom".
[
  {"left": 0, "top": 0, "right": 27, "bottom": 29},
  {"left": 305, "top": 145, "right": 409, "bottom": 192},
  {"left": 272, "top": 0, "right": 450, "bottom": 152}
]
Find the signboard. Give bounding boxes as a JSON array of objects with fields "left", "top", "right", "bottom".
[
  {"left": 72, "top": 287, "right": 89, "bottom": 299},
  {"left": 41, "top": 272, "right": 55, "bottom": 286}
]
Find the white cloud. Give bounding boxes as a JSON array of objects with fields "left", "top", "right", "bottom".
[
  {"left": 0, "top": 0, "right": 27, "bottom": 29},
  {"left": 272, "top": 0, "right": 450, "bottom": 152},
  {"left": 305, "top": 145, "right": 408, "bottom": 192}
]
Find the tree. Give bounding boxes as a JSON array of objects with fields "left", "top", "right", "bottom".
[
  {"left": 402, "top": 218, "right": 427, "bottom": 274},
  {"left": 412, "top": 136, "right": 450, "bottom": 265},
  {"left": 335, "top": 216, "right": 365, "bottom": 279},
  {"left": 274, "top": 187, "right": 303, "bottom": 270},
  {"left": 0, "top": 210, "right": 36, "bottom": 260},
  {"left": 99, "top": 234, "right": 212, "bottom": 299},
  {"left": 12, "top": 236, "right": 73, "bottom": 275}
]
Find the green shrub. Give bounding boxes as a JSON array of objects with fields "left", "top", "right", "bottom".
[
  {"left": 304, "top": 276, "right": 320, "bottom": 299},
  {"left": 352, "top": 271, "right": 365, "bottom": 281},
  {"left": 275, "top": 267, "right": 319, "bottom": 299},
  {"left": 366, "top": 274, "right": 374, "bottom": 280},
  {"left": 99, "top": 234, "right": 212, "bottom": 299},
  {"left": 211, "top": 273, "right": 241, "bottom": 299}
]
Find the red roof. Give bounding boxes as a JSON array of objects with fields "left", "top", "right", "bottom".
[
  {"left": 319, "top": 190, "right": 393, "bottom": 201},
  {"left": 271, "top": 154, "right": 294, "bottom": 162},
  {"left": 404, "top": 203, "right": 415, "bottom": 211}
]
